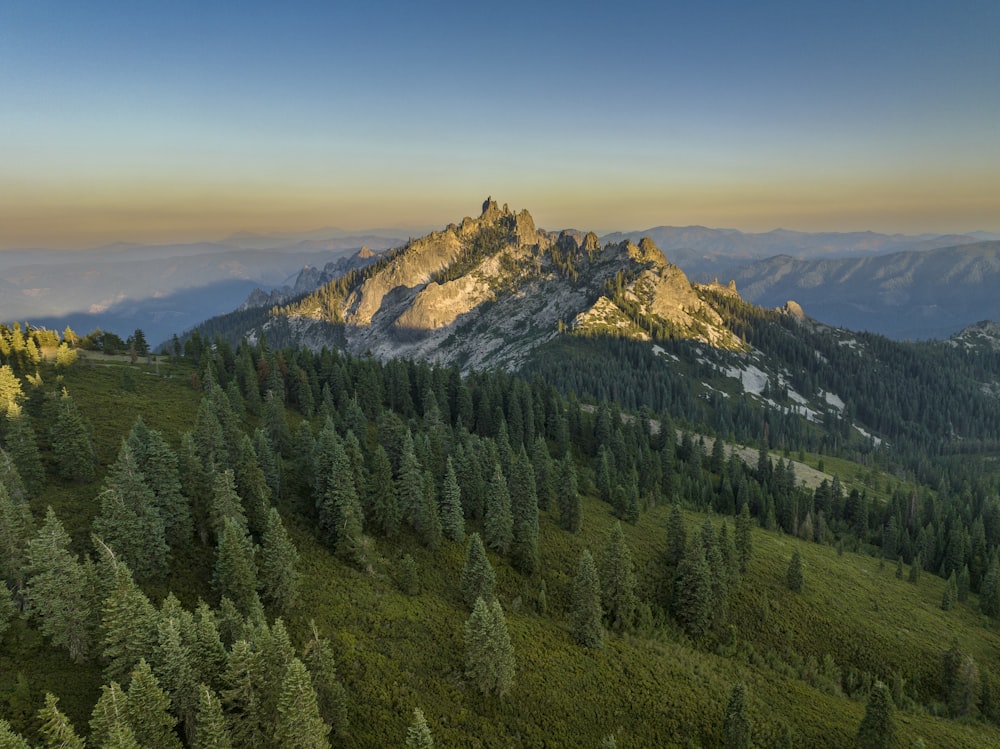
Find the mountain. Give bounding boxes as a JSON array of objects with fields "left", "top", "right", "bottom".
[
  {"left": 212, "top": 198, "right": 743, "bottom": 370},
  {"left": 600, "top": 225, "right": 981, "bottom": 280},
  {"left": 731, "top": 241, "right": 1000, "bottom": 339}
]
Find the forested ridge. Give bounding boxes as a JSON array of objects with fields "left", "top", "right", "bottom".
[{"left": 1, "top": 321, "right": 1000, "bottom": 747}]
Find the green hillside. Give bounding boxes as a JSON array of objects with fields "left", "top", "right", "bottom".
[{"left": 1, "top": 330, "right": 1000, "bottom": 747}]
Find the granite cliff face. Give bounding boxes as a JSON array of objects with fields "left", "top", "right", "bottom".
[{"left": 258, "top": 199, "right": 744, "bottom": 369}]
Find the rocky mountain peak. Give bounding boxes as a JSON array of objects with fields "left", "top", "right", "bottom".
[{"left": 256, "top": 198, "right": 747, "bottom": 368}]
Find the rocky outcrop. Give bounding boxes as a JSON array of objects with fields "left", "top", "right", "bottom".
[{"left": 265, "top": 198, "right": 747, "bottom": 369}]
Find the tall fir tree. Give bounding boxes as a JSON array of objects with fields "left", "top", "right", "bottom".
[
  {"left": 598, "top": 522, "right": 638, "bottom": 633},
  {"left": 36, "top": 693, "right": 85, "bottom": 749},
  {"left": 735, "top": 501, "right": 753, "bottom": 573},
  {"left": 94, "top": 440, "right": 169, "bottom": 580},
  {"left": 509, "top": 448, "right": 540, "bottom": 575},
  {"left": 406, "top": 707, "right": 434, "bottom": 749},
  {"left": 856, "top": 682, "right": 898, "bottom": 749},
  {"left": 787, "top": 548, "right": 804, "bottom": 593},
  {"left": 193, "top": 685, "right": 233, "bottom": 749},
  {"left": 570, "top": 549, "right": 604, "bottom": 649},
  {"left": 665, "top": 503, "right": 687, "bottom": 567},
  {"left": 213, "top": 516, "right": 260, "bottom": 618},
  {"left": 483, "top": 462, "right": 513, "bottom": 555},
  {"left": 367, "top": 444, "right": 400, "bottom": 537},
  {"left": 461, "top": 533, "right": 496, "bottom": 609},
  {"left": 671, "top": 540, "right": 713, "bottom": 638},
  {"left": 3, "top": 411, "right": 44, "bottom": 497},
  {"left": 259, "top": 506, "right": 300, "bottom": 613},
  {"left": 463, "top": 598, "right": 516, "bottom": 698},
  {"left": 97, "top": 543, "right": 158, "bottom": 683},
  {"left": 221, "top": 639, "right": 266, "bottom": 749},
  {"left": 0, "top": 480, "right": 33, "bottom": 588},
  {"left": 126, "top": 417, "right": 191, "bottom": 548},
  {"left": 89, "top": 682, "right": 140, "bottom": 749},
  {"left": 302, "top": 623, "right": 350, "bottom": 742},
  {"left": 126, "top": 658, "right": 183, "bottom": 749},
  {"left": 416, "top": 470, "right": 443, "bottom": 549},
  {"left": 25, "top": 508, "right": 94, "bottom": 663},
  {"left": 51, "top": 388, "right": 96, "bottom": 483},
  {"left": 723, "top": 682, "right": 751, "bottom": 749},
  {"left": 557, "top": 453, "right": 581, "bottom": 533},
  {"left": 274, "top": 658, "right": 331, "bottom": 749},
  {"left": 439, "top": 458, "right": 466, "bottom": 543}
]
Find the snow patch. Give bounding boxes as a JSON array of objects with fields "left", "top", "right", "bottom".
[
  {"left": 823, "top": 391, "right": 845, "bottom": 411},
  {"left": 722, "top": 363, "right": 770, "bottom": 396}
]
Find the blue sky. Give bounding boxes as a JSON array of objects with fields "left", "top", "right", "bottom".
[{"left": 1, "top": 0, "right": 998, "bottom": 247}]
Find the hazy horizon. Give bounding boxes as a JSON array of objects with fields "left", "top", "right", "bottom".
[{"left": 3, "top": 1, "right": 998, "bottom": 249}]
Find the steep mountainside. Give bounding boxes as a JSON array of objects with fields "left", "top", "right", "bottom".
[
  {"left": 245, "top": 199, "right": 743, "bottom": 369},
  {"left": 732, "top": 241, "right": 1000, "bottom": 339}
]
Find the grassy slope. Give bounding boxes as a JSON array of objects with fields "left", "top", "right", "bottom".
[{"left": 3, "top": 359, "right": 999, "bottom": 747}]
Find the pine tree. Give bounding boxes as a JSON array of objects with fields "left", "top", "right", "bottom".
[
  {"left": 302, "top": 622, "right": 350, "bottom": 741},
  {"left": 127, "top": 417, "right": 191, "bottom": 547},
  {"left": 461, "top": 534, "right": 496, "bottom": 609},
  {"left": 193, "top": 685, "right": 233, "bottom": 749},
  {"left": 214, "top": 516, "right": 260, "bottom": 618},
  {"left": 0, "top": 480, "right": 33, "bottom": 587},
  {"left": 941, "top": 572, "right": 956, "bottom": 611},
  {"left": 318, "top": 435, "right": 366, "bottom": 566},
  {"left": 464, "top": 598, "right": 516, "bottom": 698},
  {"left": 909, "top": 554, "right": 922, "bottom": 584},
  {"left": 94, "top": 440, "right": 169, "bottom": 580},
  {"left": 221, "top": 639, "right": 266, "bottom": 749},
  {"left": 981, "top": 558, "right": 1000, "bottom": 617},
  {"left": 958, "top": 564, "right": 970, "bottom": 603},
  {"left": 98, "top": 544, "right": 158, "bottom": 683},
  {"left": 126, "top": 658, "right": 183, "bottom": 749},
  {"left": 735, "top": 501, "right": 752, "bottom": 573},
  {"left": 509, "top": 448, "right": 539, "bottom": 575},
  {"left": 0, "top": 583, "right": 15, "bottom": 641},
  {"left": 416, "top": 470, "right": 443, "bottom": 549},
  {"left": 396, "top": 431, "right": 424, "bottom": 528},
  {"left": 406, "top": 707, "right": 434, "bottom": 749},
  {"left": 895, "top": 556, "right": 904, "bottom": 579},
  {"left": 787, "top": 548, "right": 804, "bottom": 593},
  {"left": 723, "top": 682, "right": 751, "bottom": 749},
  {"left": 25, "top": 508, "right": 94, "bottom": 663},
  {"left": 599, "top": 522, "right": 637, "bottom": 633},
  {"left": 671, "top": 540, "right": 713, "bottom": 638},
  {"left": 50, "top": 388, "right": 96, "bottom": 483},
  {"left": 89, "top": 682, "right": 140, "bottom": 749},
  {"left": 367, "top": 444, "right": 400, "bottom": 537},
  {"left": 4, "top": 411, "right": 44, "bottom": 496},
  {"left": 209, "top": 469, "right": 248, "bottom": 543},
  {"left": 665, "top": 503, "right": 687, "bottom": 567},
  {"left": 259, "top": 506, "right": 300, "bottom": 612},
  {"left": 483, "top": 462, "right": 513, "bottom": 555},
  {"left": 557, "top": 454, "right": 581, "bottom": 533},
  {"left": 192, "top": 602, "right": 228, "bottom": 691},
  {"left": 570, "top": 549, "right": 604, "bottom": 649},
  {"left": 439, "top": 458, "right": 465, "bottom": 543},
  {"left": 0, "top": 719, "right": 31, "bottom": 749},
  {"left": 274, "top": 658, "right": 331, "bottom": 749},
  {"left": 856, "top": 682, "right": 898, "bottom": 749},
  {"left": 36, "top": 693, "right": 85, "bottom": 749},
  {"left": 155, "top": 613, "right": 199, "bottom": 743}
]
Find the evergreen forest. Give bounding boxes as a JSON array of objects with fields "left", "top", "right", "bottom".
[{"left": 1, "top": 319, "right": 1000, "bottom": 748}]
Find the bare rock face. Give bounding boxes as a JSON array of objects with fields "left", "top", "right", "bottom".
[
  {"left": 272, "top": 197, "right": 747, "bottom": 369},
  {"left": 781, "top": 300, "right": 807, "bottom": 320}
]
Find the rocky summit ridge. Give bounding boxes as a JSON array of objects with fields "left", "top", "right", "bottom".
[{"left": 259, "top": 198, "right": 744, "bottom": 369}]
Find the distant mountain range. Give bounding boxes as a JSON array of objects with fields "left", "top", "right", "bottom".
[
  {"left": 0, "top": 232, "right": 402, "bottom": 345},
  {"left": 730, "top": 241, "right": 1000, "bottom": 339}
]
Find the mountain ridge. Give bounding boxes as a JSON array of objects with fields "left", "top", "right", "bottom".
[{"left": 243, "top": 198, "right": 743, "bottom": 370}]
